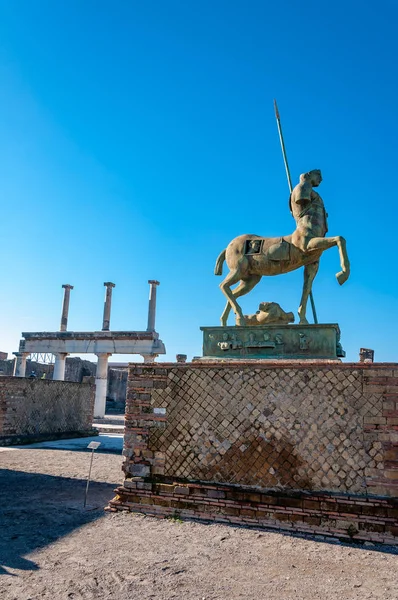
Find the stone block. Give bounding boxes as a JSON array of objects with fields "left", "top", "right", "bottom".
[
  {"left": 174, "top": 486, "right": 190, "bottom": 495},
  {"left": 131, "top": 464, "right": 150, "bottom": 477}
]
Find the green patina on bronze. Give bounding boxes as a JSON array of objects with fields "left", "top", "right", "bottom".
[{"left": 200, "top": 324, "right": 344, "bottom": 361}]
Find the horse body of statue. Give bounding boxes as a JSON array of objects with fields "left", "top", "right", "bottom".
[{"left": 215, "top": 170, "right": 350, "bottom": 326}]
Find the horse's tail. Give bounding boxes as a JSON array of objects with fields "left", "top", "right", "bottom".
[{"left": 214, "top": 249, "right": 226, "bottom": 276}]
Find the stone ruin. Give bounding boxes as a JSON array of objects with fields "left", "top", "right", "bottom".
[{"left": 12, "top": 280, "right": 166, "bottom": 418}]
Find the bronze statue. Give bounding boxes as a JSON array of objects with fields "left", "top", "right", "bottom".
[
  {"left": 241, "top": 302, "right": 294, "bottom": 326},
  {"left": 215, "top": 170, "right": 350, "bottom": 326}
]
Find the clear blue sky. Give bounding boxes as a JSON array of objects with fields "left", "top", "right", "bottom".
[{"left": 0, "top": 0, "right": 397, "bottom": 363}]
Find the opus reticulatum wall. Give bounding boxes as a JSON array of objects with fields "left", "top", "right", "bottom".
[{"left": 109, "top": 362, "right": 398, "bottom": 544}]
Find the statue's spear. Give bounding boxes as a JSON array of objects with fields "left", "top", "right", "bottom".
[{"left": 273, "top": 99, "right": 318, "bottom": 324}]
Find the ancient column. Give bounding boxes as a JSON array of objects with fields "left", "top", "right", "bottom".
[
  {"left": 60, "top": 284, "right": 74, "bottom": 332},
  {"left": 94, "top": 353, "right": 112, "bottom": 418},
  {"left": 13, "top": 352, "right": 29, "bottom": 377},
  {"left": 102, "top": 282, "right": 115, "bottom": 331},
  {"left": 53, "top": 352, "right": 68, "bottom": 380},
  {"left": 147, "top": 280, "right": 160, "bottom": 332}
]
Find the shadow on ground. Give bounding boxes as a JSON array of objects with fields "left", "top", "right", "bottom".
[{"left": 0, "top": 469, "right": 114, "bottom": 576}]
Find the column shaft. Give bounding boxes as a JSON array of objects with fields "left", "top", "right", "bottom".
[
  {"left": 94, "top": 353, "right": 111, "bottom": 418},
  {"left": 53, "top": 353, "right": 68, "bottom": 381},
  {"left": 102, "top": 283, "right": 115, "bottom": 331},
  {"left": 60, "top": 284, "right": 74, "bottom": 332},
  {"left": 147, "top": 280, "right": 160, "bottom": 332},
  {"left": 13, "top": 353, "right": 29, "bottom": 377}
]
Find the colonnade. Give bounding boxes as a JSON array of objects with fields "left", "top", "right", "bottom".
[{"left": 13, "top": 279, "right": 161, "bottom": 418}]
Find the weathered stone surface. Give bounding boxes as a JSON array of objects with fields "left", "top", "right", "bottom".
[
  {"left": 0, "top": 377, "right": 95, "bottom": 445},
  {"left": 122, "top": 362, "right": 398, "bottom": 498},
  {"left": 19, "top": 330, "right": 166, "bottom": 355}
]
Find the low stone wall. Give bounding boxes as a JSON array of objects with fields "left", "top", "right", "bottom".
[
  {"left": 109, "top": 361, "right": 398, "bottom": 544},
  {"left": 0, "top": 377, "right": 95, "bottom": 445},
  {"left": 0, "top": 358, "right": 127, "bottom": 409},
  {"left": 110, "top": 480, "right": 398, "bottom": 545}
]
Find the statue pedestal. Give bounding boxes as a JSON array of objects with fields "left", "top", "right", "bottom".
[{"left": 200, "top": 323, "right": 344, "bottom": 361}]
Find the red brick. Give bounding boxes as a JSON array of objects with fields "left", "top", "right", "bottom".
[
  {"left": 273, "top": 512, "right": 291, "bottom": 522},
  {"left": 304, "top": 516, "right": 321, "bottom": 526},
  {"left": 240, "top": 508, "right": 256, "bottom": 518},
  {"left": 303, "top": 500, "right": 321, "bottom": 511},
  {"left": 224, "top": 507, "right": 240, "bottom": 517}
]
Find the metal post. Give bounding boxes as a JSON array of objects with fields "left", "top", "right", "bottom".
[
  {"left": 274, "top": 99, "right": 318, "bottom": 324},
  {"left": 274, "top": 100, "right": 293, "bottom": 193},
  {"left": 84, "top": 441, "right": 101, "bottom": 507}
]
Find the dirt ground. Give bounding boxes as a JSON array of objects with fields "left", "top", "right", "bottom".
[{"left": 1, "top": 446, "right": 397, "bottom": 600}]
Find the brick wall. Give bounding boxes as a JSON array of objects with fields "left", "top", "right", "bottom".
[
  {"left": 109, "top": 361, "right": 398, "bottom": 544},
  {"left": 0, "top": 377, "right": 95, "bottom": 445}
]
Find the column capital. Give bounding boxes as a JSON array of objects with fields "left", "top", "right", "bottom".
[
  {"left": 141, "top": 354, "right": 159, "bottom": 363},
  {"left": 13, "top": 352, "right": 29, "bottom": 358},
  {"left": 53, "top": 352, "right": 69, "bottom": 359},
  {"left": 62, "top": 284, "right": 74, "bottom": 290},
  {"left": 95, "top": 352, "right": 112, "bottom": 358},
  {"left": 104, "top": 282, "right": 115, "bottom": 288},
  {"left": 148, "top": 280, "right": 160, "bottom": 286}
]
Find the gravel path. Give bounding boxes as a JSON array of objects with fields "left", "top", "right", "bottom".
[{"left": 1, "top": 447, "right": 397, "bottom": 599}]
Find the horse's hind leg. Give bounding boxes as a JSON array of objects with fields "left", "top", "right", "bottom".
[
  {"left": 298, "top": 262, "right": 319, "bottom": 324},
  {"left": 219, "top": 269, "right": 246, "bottom": 326},
  {"left": 220, "top": 275, "right": 261, "bottom": 326},
  {"left": 220, "top": 299, "right": 233, "bottom": 326},
  {"left": 232, "top": 276, "right": 262, "bottom": 325}
]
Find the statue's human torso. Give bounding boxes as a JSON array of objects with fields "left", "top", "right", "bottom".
[{"left": 290, "top": 181, "right": 328, "bottom": 238}]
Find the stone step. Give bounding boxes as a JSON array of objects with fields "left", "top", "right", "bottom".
[
  {"left": 94, "top": 415, "right": 125, "bottom": 425},
  {"left": 93, "top": 421, "right": 124, "bottom": 434}
]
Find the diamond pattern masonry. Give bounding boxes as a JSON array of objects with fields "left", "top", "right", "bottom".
[{"left": 123, "top": 362, "right": 398, "bottom": 497}]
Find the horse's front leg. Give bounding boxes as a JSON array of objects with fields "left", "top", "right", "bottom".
[
  {"left": 334, "top": 236, "right": 350, "bottom": 285},
  {"left": 298, "top": 262, "right": 319, "bottom": 324},
  {"left": 306, "top": 236, "right": 350, "bottom": 285}
]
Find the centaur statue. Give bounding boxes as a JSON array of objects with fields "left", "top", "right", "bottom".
[{"left": 214, "top": 169, "right": 350, "bottom": 326}]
